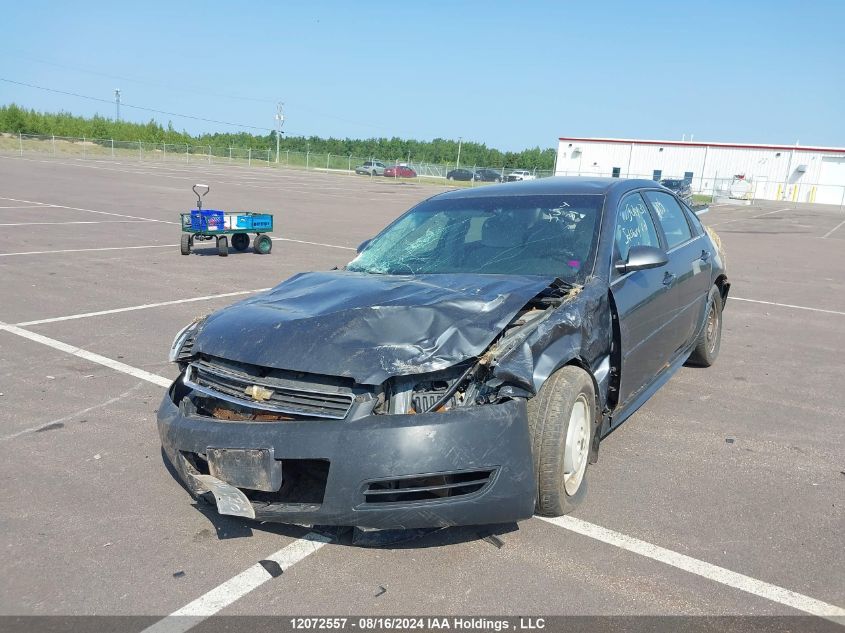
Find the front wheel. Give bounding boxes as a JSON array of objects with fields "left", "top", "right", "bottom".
[
  {"left": 687, "top": 285, "right": 723, "bottom": 367},
  {"left": 216, "top": 235, "right": 228, "bottom": 257},
  {"left": 253, "top": 234, "right": 272, "bottom": 254},
  {"left": 180, "top": 233, "right": 192, "bottom": 255},
  {"left": 527, "top": 365, "right": 595, "bottom": 516}
]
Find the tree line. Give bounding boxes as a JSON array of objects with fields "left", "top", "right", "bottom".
[{"left": 0, "top": 103, "right": 556, "bottom": 170}]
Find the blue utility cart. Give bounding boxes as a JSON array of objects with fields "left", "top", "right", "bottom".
[{"left": 180, "top": 184, "right": 274, "bottom": 256}]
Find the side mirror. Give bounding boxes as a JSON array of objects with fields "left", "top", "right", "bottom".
[
  {"left": 616, "top": 245, "right": 668, "bottom": 274},
  {"left": 356, "top": 238, "right": 372, "bottom": 254}
]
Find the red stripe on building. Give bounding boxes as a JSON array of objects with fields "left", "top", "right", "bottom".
[{"left": 557, "top": 137, "right": 845, "bottom": 154}]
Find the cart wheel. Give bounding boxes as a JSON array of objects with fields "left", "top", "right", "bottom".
[
  {"left": 217, "top": 236, "right": 229, "bottom": 257},
  {"left": 254, "top": 234, "right": 272, "bottom": 255},
  {"left": 232, "top": 232, "right": 250, "bottom": 251},
  {"left": 180, "top": 233, "right": 192, "bottom": 256}
]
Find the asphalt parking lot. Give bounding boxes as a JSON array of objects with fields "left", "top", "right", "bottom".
[{"left": 0, "top": 154, "right": 843, "bottom": 627}]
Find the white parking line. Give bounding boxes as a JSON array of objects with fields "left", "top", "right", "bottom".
[
  {"left": 141, "top": 534, "right": 331, "bottom": 633},
  {"left": 0, "top": 204, "right": 51, "bottom": 209},
  {"left": 539, "top": 516, "right": 845, "bottom": 620},
  {"left": 0, "top": 239, "right": 355, "bottom": 257},
  {"left": 0, "top": 384, "right": 144, "bottom": 442},
  {"left": 15, "top": 289, "right": 270, "bottom": 326},
  {"left": 0, "top": 322, "right": 172, "bottom": 388},
  {"left": 708, "top": 207, "right": 791, "bottom": 227},
  {"left": 0, "top": 195, "right": 179, "bottom": 224},
  {"left": 0, "top": 244, "right": 175, "bottom": 257},
  {"left": 272, "top": 236, "right": 356, "bottom": 251},
  {"left": 0, "top": 220, "right": 152, "bottom": 226},
  {"left": 732, "top": 296, "right": 845, "bottom": 316},
  {"left": 822, "top": 218, "right": 845, "bottom": 239}
]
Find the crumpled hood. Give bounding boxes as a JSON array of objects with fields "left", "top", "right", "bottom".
[{"left": 192, "top": 271, "right": 554, "bottom": 384}]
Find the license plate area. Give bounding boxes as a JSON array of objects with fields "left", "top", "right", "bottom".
[{"left": 206, "top": 447, "right": 283, "bottom": 492}]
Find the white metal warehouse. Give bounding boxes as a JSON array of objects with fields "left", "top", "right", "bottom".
[{"left": 554, "top": 137, "right": 845, "bottom": 205}]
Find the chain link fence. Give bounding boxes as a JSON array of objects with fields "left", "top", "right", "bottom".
[
  {"left": 555, "top": 167, "right": 845, "bottom": 207},
  {"left": 0, "top": 132, "right": 554, "bottom": 187}
]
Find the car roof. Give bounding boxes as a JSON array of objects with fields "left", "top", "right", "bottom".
[{"left": 433, "top": 176, "right": 659, "bottom": 200}]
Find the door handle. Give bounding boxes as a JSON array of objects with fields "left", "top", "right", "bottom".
[
  {"left": 701, "top": 249, "right": 711, "bottom": 262},
  {"left": 662, "top": 271, "right": 676, "bottom": 287}
]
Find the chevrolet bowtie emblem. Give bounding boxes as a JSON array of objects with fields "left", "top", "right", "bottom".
[{"left": 244, "top": 385, "right": 274, "bottom": 401}]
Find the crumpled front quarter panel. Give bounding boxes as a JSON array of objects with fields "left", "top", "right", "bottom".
[{"left": 493, "top": 278, "right": 612, "bottom": 393}]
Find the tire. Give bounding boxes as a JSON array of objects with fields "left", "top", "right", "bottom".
[
  {"left": 232, "top": 233, "right": 249, "bottom": 251},
  {"left": 254, "top": 234, "right": 272, "bottom": 254},
  {"left": 527, "top": 365, "right": 595, "bottom": 516},
  {"left": 216, "top": 235, "right": 228, "bottom": 257},
  {"left": 687, "top": 285, "right": 723, "bottom": 367},
  {"left": 180, "top": 233, "right": 192, "bottom": 256}
]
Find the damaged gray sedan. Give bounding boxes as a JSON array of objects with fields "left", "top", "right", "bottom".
[{"left": 158, "top": 177, "right": 729, "bottom": 529}]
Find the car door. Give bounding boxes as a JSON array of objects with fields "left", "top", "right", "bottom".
[
  {"left": 610, "top": 191, "right": 677, "bottom": 405},
  {"left": 641, "top": 190, "right": 711, "bottom": 355}
]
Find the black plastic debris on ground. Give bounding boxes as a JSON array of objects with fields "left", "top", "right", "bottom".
[
  {"left": 259, "top": 560, "right": 283, "bottom": 578},
  {"left": 477, "top": 530, "right": 505, "bottom": 549}
]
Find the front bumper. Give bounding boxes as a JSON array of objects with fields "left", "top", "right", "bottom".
[{"left": 157, "top": 385, "right": 536, "bottom": 529}]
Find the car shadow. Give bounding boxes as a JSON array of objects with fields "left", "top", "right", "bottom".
[
  {"left": 189, "top": 247, "right": 258, "bottom": 257},
  {"left": 192, "top": 504, "right": 520, "bottom": 549}
]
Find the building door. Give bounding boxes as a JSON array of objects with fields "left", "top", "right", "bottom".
[{"left": 817, "top": 157, "right": 845, "bottom": 205}]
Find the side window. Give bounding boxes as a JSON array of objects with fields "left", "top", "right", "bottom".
[
  {"left": 679, "top": 199, "right": 704, "bottom": 236},
  {"left": 643, "top": 191, "right": 693, "bottom": 249},
  {"left": 615, "top": 193, "right": 661, "bottom": 262}
]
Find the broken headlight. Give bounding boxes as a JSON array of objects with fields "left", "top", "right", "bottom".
[{"left": 168, "top": 319, "right": 203, "bottom": 363}]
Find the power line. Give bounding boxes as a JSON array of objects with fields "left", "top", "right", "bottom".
[
  {"left": 2, "top": 50, "right": 277, "bottom": 105},
  {"left": 0, "top": 77, "right": 272, "bottom": 132},
  {"left": 2, "top": 50, "right": 388, "bottom": 130}
]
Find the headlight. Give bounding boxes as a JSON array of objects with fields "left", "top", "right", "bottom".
[{"left": 168, "top": 320, "right": 201, "bottom": 363}]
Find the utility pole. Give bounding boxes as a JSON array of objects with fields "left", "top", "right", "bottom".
[
  {"left": 274, "top": 102, "right": 285, "bottom": 163},
  {"left": 456, "top": 136, "right": 463, "bottom": 170},
  {"left": 114, "top": 89, "right": 121, "bottom": 121}
]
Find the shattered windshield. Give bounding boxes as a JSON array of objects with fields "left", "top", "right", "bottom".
[{"left": 347, "top": 194, "right": 604, "bottom": 281}]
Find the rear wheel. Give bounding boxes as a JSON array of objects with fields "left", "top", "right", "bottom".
[
  {"left": 180, "top": 233, "right": 192, "bottom": 255},
  {"left": 688, "top": 285, "right": 723, "bottom": 367},
  {"left": 527, "top": 365, "right": 595, "bottom": 516},
  {"left": 216, "top": 235, "right": 228, "bottom": 257},
  {"left": 232, "top": 232, "right": 249, "bottom": 251},
  {"left": 254, "top": 234, "right": 272, "bottom": 254}
]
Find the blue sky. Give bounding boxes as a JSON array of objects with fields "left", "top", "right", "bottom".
[{"left": 2, "top": 1, "right": 843, "bottom": 150}]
